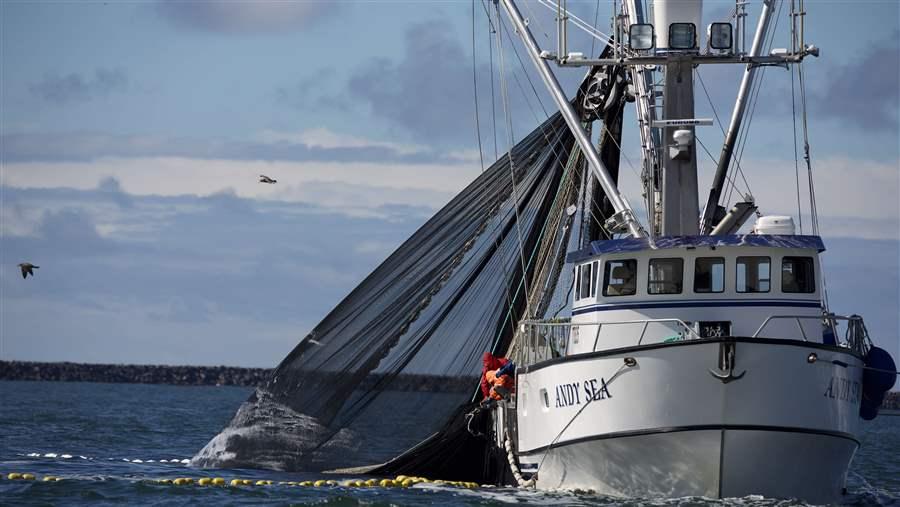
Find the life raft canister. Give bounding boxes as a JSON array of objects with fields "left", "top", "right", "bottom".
[{"left": 860, "top": 346, "right": 897, "bottom": 421}]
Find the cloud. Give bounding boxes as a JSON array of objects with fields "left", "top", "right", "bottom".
[
  {"left": 712, "top": 156, "right": 900, "bottom": 239},
  {"left": 0, "top": 156, "right": 479, "bottom": 220},
  {"left": 347, "top": 20, "right": 477, "bottom": 145},
  {"left": 273, "top": 69, "right": 349, "bottom": 113},
  {"left": 155, "top": 1, "right": 337, "bottom": 34},
  {"left": 28, "top": 68, "right": 128, "bottom": 105},
  {"left": 97, "top": 177, "right": 134, "bottom": 209},
  {"left": 0, "top": 185, "right": 425, "bottom": 366},
  {"left": 257, "top": 128, "right": 428, "bottom": 156},
  {"left": 0, "top": 131, "right": 454, "bottom": 165},
  {"left": 814, "top": 32, "right": 899, "bottom": 130}
]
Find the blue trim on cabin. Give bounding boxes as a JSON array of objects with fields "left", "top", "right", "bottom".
[
  {"left": 572, "top": 298, "right": 822, "bottom": 315},
  {"left": 566, "top": 234, "right": 826, "bottom": 264}
]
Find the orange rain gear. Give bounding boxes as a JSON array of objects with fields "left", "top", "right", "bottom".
[
  {"left": 481, "top": 352, "right": 509, "bottom": 399},
  {"left": 485, "top": 369, "right": 514, "bottom": 401}
]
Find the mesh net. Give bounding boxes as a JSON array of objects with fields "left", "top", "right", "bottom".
[{"left": 193, "top": 59, "right": 628, "bottom": 481}]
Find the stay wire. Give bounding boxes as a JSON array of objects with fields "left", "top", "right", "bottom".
[
  {"left": 728, "top": 0, "right": 785, "bottom": 206},
  {"left": 496, "top": 3, "right": 534, "bottom": 319},
  {"left": 790, "top": 59, "right": 803, "bottom": 233},
  {"left": 472, "top": 0, "right": 487, "bottom": 173},
  {"left": 486, "top": 1, "right": 500, "bottom": 161}
]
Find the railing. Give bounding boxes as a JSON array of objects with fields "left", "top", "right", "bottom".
[
  {"left": 752, "top": 313, "right": 869, "bottom": 353},
  {"left": 515, "top": 317, "right": 701, "bottom": 365},
  {"left": 514, "top": 313, "right": 870, "bottom": 366},
  {"left": 515, "top": 320, "right": 571, "bottom": 366}
]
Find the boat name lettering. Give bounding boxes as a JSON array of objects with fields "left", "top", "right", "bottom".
[
  {"left": 553, "top": 378, "right": 611, "bottom": 408},
  {"left": 823, "top": 376, "right": 860, "bottom": 404}
]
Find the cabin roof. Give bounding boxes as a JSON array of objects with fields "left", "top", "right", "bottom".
[{"left": 566, "top": 234, "right": 825, "bottom": 264}]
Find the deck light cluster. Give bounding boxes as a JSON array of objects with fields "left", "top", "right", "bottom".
[{"left": 628, "top": 22, "right": 733, "bottom": 53}]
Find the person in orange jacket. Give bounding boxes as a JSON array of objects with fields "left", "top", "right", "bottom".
[{"left": 480, "top": 352, "right": 516, "bottom": 402}]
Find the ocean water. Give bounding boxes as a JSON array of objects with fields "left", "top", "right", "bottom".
[{"left": 0, "top": 381, "right": 897, "bottom": 506}]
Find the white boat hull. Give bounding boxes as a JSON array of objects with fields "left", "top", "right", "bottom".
[
  {"left": 513, "top": 338, "right": 863, "bottom": 503},
  {"left": 531, "top": 426, "right": 857, "bottom": 502}
]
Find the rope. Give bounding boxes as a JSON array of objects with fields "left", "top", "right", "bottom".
[{"left": 505, "top": 435, "right": 536, "bottom": 487}]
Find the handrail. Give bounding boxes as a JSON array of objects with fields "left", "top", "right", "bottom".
[
  {"left": 517, "top": 313, "right": 867, "bottom": 366},
  {"left": 751, "top": 313, "right": 861, "bottom": 341},
  {"left": 519, "top": 317, "right": 702, "bottom": 360}
]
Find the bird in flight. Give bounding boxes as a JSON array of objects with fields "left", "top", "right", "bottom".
[
  {"left": 259, "top": 175, "right": 277, "bottom": 184},
  {"left": 18, "top": 263, "right": 39, "bottom": 279}
]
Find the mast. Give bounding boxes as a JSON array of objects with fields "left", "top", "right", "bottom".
[
  {"left": 653, "top": 0, "right": 702, "bottom": 236},
  {"left": 699, "top": 0, "right": 777, "bottom": 234},
  {"left": 497, "top": 0, "right": 645, "bottom": 239},
  {"left": 509, "top": 0, "right": 816, "bottom": 239},
  {"left": 621, "top": 0, "right": 662, "bottom": 236}
]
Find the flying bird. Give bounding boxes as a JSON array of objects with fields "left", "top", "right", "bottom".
[
  {"left": 259, "top": 175, "right": 277, "bottom": 184},
  {"left": 18, "top": 263, "right": 39, "bottom": 279}
]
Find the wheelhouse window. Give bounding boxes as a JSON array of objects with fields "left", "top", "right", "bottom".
[
  {"left": 648, "top": 258, "right": 683, "bottom": 294},
  {"left": 603, "top": 259, "right": 637, "bottom": 297},
  {"left": 694, "top": 257, "right": 725, "bottom": 293},
  {"left": 782, "top": 256, "right": 816, "bottom": 293},
  {"left": 575, "top": 260, "right": 599, "bottom": 300},
  {"left": 736, "top": 256, "right": 771, "bottom": 293}
]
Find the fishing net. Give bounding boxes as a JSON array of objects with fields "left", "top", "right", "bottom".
[{"left": 193, "top": 59, "right": 629, "bottom": 482}]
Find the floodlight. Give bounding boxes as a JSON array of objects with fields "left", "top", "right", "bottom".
[
  {"left": 709, "top": 22, "right": 733, "bottom": 51},
  {"left": 668, "top": 23, "right": 696, "bottom": 50},
  {"left": 629, "top": 24, "right": 654, "bottom": 50}
]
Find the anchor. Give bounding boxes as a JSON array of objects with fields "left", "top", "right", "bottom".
[{"left": 709, "top": 341, "right": 746, "bottom": 383}]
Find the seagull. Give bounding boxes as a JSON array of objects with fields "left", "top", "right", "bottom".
[
  {"left": 18, "top": 263, "right": 39, "bottom": 279},
  {"left": 259, "top": 175, "right": 277, "bottom": 184}
]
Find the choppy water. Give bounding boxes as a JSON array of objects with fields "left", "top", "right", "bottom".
[{"left": 0, "top": 381, "right": 897, "bottom": 506}]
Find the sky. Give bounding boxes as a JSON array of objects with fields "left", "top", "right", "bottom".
[{"left": 1, "top": 0, "right": 898, "bottom": 368}]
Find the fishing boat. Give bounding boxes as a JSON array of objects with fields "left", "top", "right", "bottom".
[
  {"left": 195, "top": 0, "right": 896, "bottom": 503},
  {"left": 486, "top": 0, "right": 896, "bottom": 502}
]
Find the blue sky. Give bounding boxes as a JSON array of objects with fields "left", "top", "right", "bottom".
[{"left": 1, "top": 0, "right": 898, "bottom": 367}]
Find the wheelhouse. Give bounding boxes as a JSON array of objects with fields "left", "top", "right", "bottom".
[{"left": 564, "top": 235, "right": 827, "bottom": 353}]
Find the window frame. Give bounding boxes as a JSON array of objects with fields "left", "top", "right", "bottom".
[
  {"left": 602, "top": 258, "right": 638, "bottom": 297},
  {"left": 781, "top": 256, "right": 816, "bottom": 294},
  {"left": 574, "top": 264, "right": 581, "bottom": 299},
  {"left": 576, "top": 260, "right": 600, "bottom": 301},
  {"left": 736, "top": 256, "right": 772, "bottom": 293},
  {"left": 647, "top": 257, "right": 684, "bottom": 295},
  {"left": 694, "top": 256, "right": 726, "bottom": 294}
]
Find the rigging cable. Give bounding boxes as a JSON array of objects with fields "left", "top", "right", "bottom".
[
  {"left": 488, "top": 2, "right": 500, "bottom": 161},
  {"left": 536, "top": 0, "right": 626, "bottom": 54},
  {"left": 725, "top": 0, "right": 784, "bottom": 208},
  {"left": 790, "top": 52, "right": 804, "bottom": 234},
  {"left": 696, "top": 69, "right": 753, "bottom": 202},
  {"left": 495, "top": 3, "right": 534, "bottom": 320},
  {"left": 797, "top": 57, "right": 819, "bottom": 236},
  {"left": 589, "top": 0, "right": 601, "bottom": 57},
  {"left": 472, "top": 0, "right": 487, "bottom": 173},
  {"left": 484, "top": 1, "right": 529, "bottom": 354},
  {"left": 796, "top": 45, "right": 827, "bottom": 309},
  {"left": 494, "top": 14, "right": 645, "bottom": 233}
]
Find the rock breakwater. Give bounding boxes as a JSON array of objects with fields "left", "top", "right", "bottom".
[{"left": 0, "top": 361, "right": 270, "bottom": 387}]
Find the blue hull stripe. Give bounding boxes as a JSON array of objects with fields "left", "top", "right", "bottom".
[{"left": 572, "top": 299, "right": 821, "bottom": 315}]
